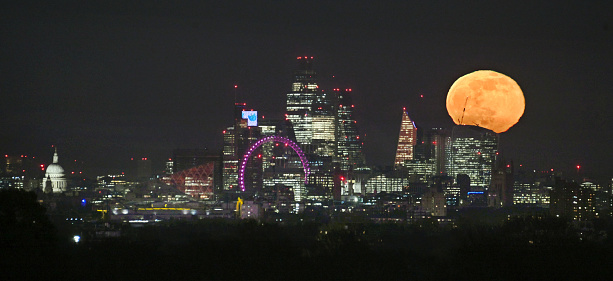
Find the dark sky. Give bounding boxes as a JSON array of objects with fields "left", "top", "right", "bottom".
[{"left": 2, "top": 1, "right": 612, "bottom": 181}]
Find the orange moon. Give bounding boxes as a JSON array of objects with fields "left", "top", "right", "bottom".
[{"left": 446, "top": 70, "right": 525, "bottom": 133}]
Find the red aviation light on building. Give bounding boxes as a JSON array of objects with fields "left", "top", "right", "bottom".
[
  {"left": 257, "top": 154, "right": 262, "bottom": 158},
  {"left": 576, "top": 165, "right": 581, "bottom": 170},
  {"left": 339, "top": 176, "right": 345, "bottom": 181},
  {"left": 222, "top": 130, "right": 226, "bottom": 134},
  {"left": 234, "top": 85, "right": 238, "bottom": 88}
]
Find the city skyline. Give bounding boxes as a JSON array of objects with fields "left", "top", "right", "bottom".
[{"left": 2, "top": 1, "right": 611, "bottom": 181}]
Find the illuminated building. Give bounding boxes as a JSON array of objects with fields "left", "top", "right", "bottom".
[
  {"left": 513, "top": 182, "right": 550, "bottom": 208},
  {"left": 222, "top": 102, "right": 257, "bottom": 190},
  {"left": 414, "top": 128, "right": 447, "bottom": 175},
  {"left": 172, "top": 149, "right": 221, "bottom": 199},
  {"left": 284, "top": 56, "right": 337, "bottom": 196},
  {"left": 286, "top": 56, "right": 318, "bottom": 145},
  {"left": 394, "top": 108, "right": 417, "bottom": 167},
  {"left": 550, "top": 178, "right": 596, "bottom": 220},
  {"left": 43, "top": 147, "right": 67, "bottom": 193},
  {"left": 365, "top": 174, "right": 408, "bottom": 193},
  {"left": 171, "top": 163, "right": 216, "bottom": 200},
  {"left": 1, "top": 155, "right": 25, "bottom": 189},
  {"left": 445, "top": 125, "right": 498, "bottom": 190},
  {"left": 335, "top": 88, "right": 366, "bottom": 170}
]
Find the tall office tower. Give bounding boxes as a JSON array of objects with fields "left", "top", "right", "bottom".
[
  {"left": 311, "top": 90, "right": 337, "bottom": 158},
  {"left": 445, "top": 125, "right": 498, "bottom": 190},
  {"left": 414, "top": 128, "right": 448, "bottom": 175},
  {"left": 286, "top": 56, "right": 318, "bottom": 146},
  {"left": 284, "top": 56, "right": 337, "bottom": 195},
  {"left": 335, "top": 88, "right": 366, "bottom": 170},
  {"left": 394, "top": 108, "right": 417, "bottom": 167},
  {"left": 223, "top": 102, "right": 256, "bottom": 190}
]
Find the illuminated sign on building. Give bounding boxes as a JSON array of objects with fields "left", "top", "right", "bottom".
[{"left": 241, "top": 111, "right": 258, "bottom": 127}]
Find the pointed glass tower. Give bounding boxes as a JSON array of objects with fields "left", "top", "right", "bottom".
[{"left": 394, "top": 108, "right": 417, "bottom": 166}]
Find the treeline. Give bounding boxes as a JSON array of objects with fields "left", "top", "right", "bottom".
[{"left": 2, "top": 189, "right": 613, "bottom": 280}]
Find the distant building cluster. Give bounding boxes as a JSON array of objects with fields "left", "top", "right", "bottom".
[{"left": 1, "top": 57, "right": 611, "bottom": 229}]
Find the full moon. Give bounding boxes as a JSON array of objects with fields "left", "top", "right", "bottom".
[{"left": 446, "top": 70, "right": 525, "bottom": 133}]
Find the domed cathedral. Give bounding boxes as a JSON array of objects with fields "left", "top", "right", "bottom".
[{"left": 44, "top": 147, "right": 67, "bottom": 193}]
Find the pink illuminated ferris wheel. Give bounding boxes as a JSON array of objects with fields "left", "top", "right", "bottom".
[{"left": 238, "top": 136, "right": 310, "bottom": 192}]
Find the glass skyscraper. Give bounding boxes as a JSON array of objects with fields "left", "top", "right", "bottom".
[
  {"left": 335, "top": 88, "right": 365, "bottom": 170},
  {"left": 286, "top": 56, "right": 318, "bottom": 146},
  {"left": 445, "top": 125, "right": 498, "bottom": 190}
]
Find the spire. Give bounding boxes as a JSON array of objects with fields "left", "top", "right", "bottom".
[{"left": 53, "top": 147, "right": 59, "bottom": 164}]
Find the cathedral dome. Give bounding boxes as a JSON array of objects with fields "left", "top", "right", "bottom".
[
  {"left": 44, "top": 148, "right": 67, "bottom": 193},
  {"left": 45, "top": 163, "right": 65, "bottom": 177}
]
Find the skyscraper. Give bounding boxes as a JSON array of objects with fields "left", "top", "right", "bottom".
[
  {"left": 335, "top": 88, "right": 365, "bottom": 170},
  {"left": 286, "top": 56, "right": 318, "bottom": 146},
  {"left": 284, "top": 57, "right": 338, "bottom": 195},
  {"left": 223, "top": 102, "right": 257, "bottom": 190},
  {"left": 445, "top": 125, "right": 498, "bottom": 190},
  {"left": 394, "top": 108, "right": 417, "bottom": 167}
]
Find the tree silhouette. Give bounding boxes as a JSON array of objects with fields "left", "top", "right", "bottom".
[{"left": 0, "top": 188, "right": 56, "bottom": 248}]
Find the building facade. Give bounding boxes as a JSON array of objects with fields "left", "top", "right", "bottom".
[{"left": 394, "top": 108, "right": 417, "bottom": 167}]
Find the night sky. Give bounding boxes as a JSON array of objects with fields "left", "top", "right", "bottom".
[{"left": 2, "top": 1, "right": 612, "bottom": 181}]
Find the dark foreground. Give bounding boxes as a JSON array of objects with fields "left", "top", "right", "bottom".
[
  {"left": 3, "top": 218, "right": 613, "bottom": 281},
  {"left": 1, "top": 189, "right": 613, "bottom": 280}
]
